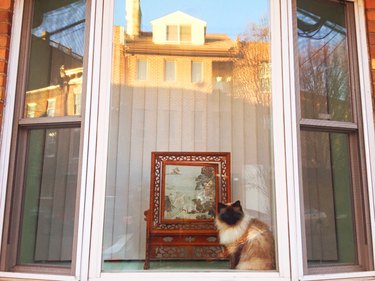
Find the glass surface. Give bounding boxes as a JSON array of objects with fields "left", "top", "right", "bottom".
[
  {"left": 297, "top": 0, "right": 352, "bottom": 122},
  {"left": 24, "top": 0, "right": 86, "bottom": 118},
  {"left": 104, "top": 0, "right": 274, "bottom": 271},
  {"left": 301, "top": 131, "right": 356, "bottom": 267},
  {"left": 18, "top": 127, "right": 81, "bottom": 267}
]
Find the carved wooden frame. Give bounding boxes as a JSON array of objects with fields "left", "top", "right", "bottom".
[{"left": 144, "top": 152, "right": 231, "bottom": 269}]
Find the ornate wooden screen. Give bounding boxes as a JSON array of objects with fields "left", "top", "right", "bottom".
[{"left": 144, "top": 152, "right": 231, "bottom": 269}]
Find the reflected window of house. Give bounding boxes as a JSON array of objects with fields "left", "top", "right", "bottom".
[
  {"left": 180, "top": 25, "right": 192, "bottom": 42},
  {"left": 165, "top": 60, "right": 176, "bottom": 81},
  {"left": 191, "top": 61, "right": 203, "bottom": 83},
  {"left": 166, "top": 24, "right": 191, "bottom": 43},
  {"left": 166, "top": 25, "right": 178, "bottom": 41},
  {"left": 47, "top": 98, "right": 56, "bottom": 117},
  {"left": 74, "top": 89, "right": 81, "bottom": 116},
  {"left": 26, "top": 103, "right": 37, "bottom": 118},
  {"left": 136, "top": 59, "right": 148, "bottom": 80}
]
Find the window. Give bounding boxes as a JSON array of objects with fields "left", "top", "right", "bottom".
[
  {"left": 165, "top": 60, "right": 176, "bottom": 81},
  {"left": 74, "top": 88, "right": 81, "bottom": 116},
  {"left": 166, "top": 24, "right": 191, "bottom": 43},
  {"left": 1, "top": 0, "right": 374, "bottom": 280},
  {"left": 101, "top": 0, "right": 277, "bottom": 273},
  {"left": 166, "top": 25, "right": 178, "bottom": 41},
  {"left": 136, "top": 59, "right": 148, "bottom": 80},
  {"left": 297, "top": 0, "right": 373, "bottom": 274},
  {"left": 46, "top": 98, "right": 56, "bottom": 117},
  {"left": 26, "top": 103, "right": 36, "bottom": 118},
  {"left": 1, "top": 0, "right": 87, "bottom": 274},
  {"left": 191, "top": 61, "right": 203, "bottom": 83},
  {"left": 180, "top": 25, "right": 192, "bottom": 42}
]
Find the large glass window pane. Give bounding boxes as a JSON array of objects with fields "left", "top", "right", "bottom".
[
  {"left": 18, "top": 127, "right": 80, "bottom": 267},
  {"left": 2, "top": 0, "right": 87, "bottom": 273},
  {"left": 301, "top": 131, "right": 356, "bottom": 267},
  {"left": 297, "top": 0, "right": 352, "bottom": 122},
  {"left": 24, "top": 0, "right": 86, "bottom": 118},
  {"left": 104, "top": 0, "right": 275, "bottom": 271}
]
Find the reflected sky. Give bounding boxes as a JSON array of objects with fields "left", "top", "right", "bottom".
[{"left": 114, "top": 0, "right": 269, "bottom": 39}]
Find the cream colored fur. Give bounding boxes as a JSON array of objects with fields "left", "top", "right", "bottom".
[{"left": 215, "top": 214, "right": 251, "bottom": 246}]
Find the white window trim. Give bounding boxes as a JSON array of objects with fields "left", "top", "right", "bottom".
[
  {"left": 0, "top": 0, "right": 24, "bottom": 267},
  {"left": 0, "top": 0, "right": 374, "bottom": 281},
  {"left": 354, "top": 0, "right": 375, "bottom": 266}
]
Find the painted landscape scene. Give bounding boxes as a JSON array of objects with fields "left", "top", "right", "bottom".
[{"left": 163, "top": 164, "right": 216, "bottom": 221}]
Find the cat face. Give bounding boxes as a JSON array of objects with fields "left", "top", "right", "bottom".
[{"left": 217, "top": 200, "right": 244, "bottom": 226}]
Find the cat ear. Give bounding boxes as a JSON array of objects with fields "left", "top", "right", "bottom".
[
  {"left": 218, "top": 202, "right": 226, "bottom": 212},
  {"left": 232, "top": 200, "right": 241, "bottom": 208}
]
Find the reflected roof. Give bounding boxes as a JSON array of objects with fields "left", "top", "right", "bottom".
[
  {"left": 125, "top": 32, "right": 234, "bottom": 57},
  {"left": 32, "top": 0, "right": 86, "bottom": 57}
]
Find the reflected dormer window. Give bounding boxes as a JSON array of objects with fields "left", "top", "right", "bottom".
[
  {"left": 152, "top": 11, "right": 205, "bottom": 45},
  {"left": 165, "top": 60, "right": 176, "bottom": 81},
  {"left": 167, "top": 25, "right": 178, "bottom": 41},
  {"left": 166, "top": 24, "right": 191, "bottom": 43},
  {"left": 180, "top": 25, "right": 191, "bottom": 42}
]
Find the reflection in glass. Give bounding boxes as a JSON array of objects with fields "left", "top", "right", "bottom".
[
  {"left": 301, "top": 131, "right": 356, "bottom": 267},
  {"left": 103, "top": 0, "right": 273, "bottom": 271},
  {"left": 297, "top": 0, "right": 352, "bottom": 122},
  {"left": 24, "top": 0, "right": 86, "bottom": 118},
  {"left": 18, "top": 128, "right": 81, "bottom": 266}
]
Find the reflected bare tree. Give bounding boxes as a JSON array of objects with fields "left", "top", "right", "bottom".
[
  {"left": 299, "top": 39, "right": 350, "bottom": 121},
  {"left": 232, "top": 19, "right": 271, "bottom": 106}
]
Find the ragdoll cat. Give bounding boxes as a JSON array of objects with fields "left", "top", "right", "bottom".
[{"left": 215, "top": 200, "right": 275, "bottom": 270}]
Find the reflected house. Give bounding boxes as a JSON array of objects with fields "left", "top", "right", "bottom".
[
  {"left": 115, "top": 11, "right": 235, "bottom": 95},
  {"left": 113, "top": 10, "right": 271, "bottom": 103},
  {"left": 24, "top": 0, "right": 85, "bottom": 118},
  {"left": 25, "top": 66, "right": 83, "bottom": 118}
]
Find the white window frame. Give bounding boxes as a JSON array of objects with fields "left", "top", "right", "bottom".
[{"left": 0, "top": 0, "right": 374, "bottom": 281}]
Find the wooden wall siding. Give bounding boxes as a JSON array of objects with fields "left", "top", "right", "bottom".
[
  {"left": 0, "top": 0, "right": 12, "bottom": 130},
  {"left": 102, "top": 40, "right": 274, "bottom": 260}
]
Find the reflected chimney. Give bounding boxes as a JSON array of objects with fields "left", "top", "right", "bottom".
[{"left": 126, "top": 0, "right": 141, "bottom": 38}]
